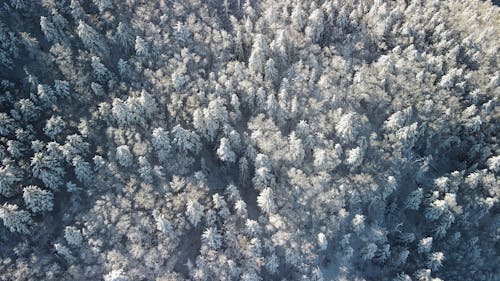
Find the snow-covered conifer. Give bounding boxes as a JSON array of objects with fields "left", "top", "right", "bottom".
[
  {"left": 40, "top": 17, "right": 58, "bottom": 42},
  {"left": 135, "top": 36, "right": 150, "bottom": 58},
  {"left": 291, "top": 2, "right": 305, "bottom": 31},
  {"left": 346, "top": 147, "right": 364, "bottom": 169},
  {"left": 152, "top": 127, "right": 171, "bottom": 162},
  {"left": 362, "top": 243, "right": 378, "bottom": 260},
  {"left": 264, "top": 58, "right": 278, "bottom": 82},
  {"left": 6, "top": 140, "right": 23, "bottom": 158},
  {"left": 428, "top": 252, "right": 445, "bottom": 271},
  {"left": 265, "top": 254, "right": 278, "bottom": 274},
  {"left": 487, "top": 155, "right": 500, "bottom": 172},
  {"left": 153, "top": 210, "right": 176, "bottom": 240},
  {"left": 37, "top": 84, "right": 56, "bottom": 106},
  {"left": 23, "top": 185, "right": 53, "bottom": 213},
  {"left": 171, "top": 125, "right": 201, "bottom": 154},
  {"left": 288, "top": 132, "right": 305, "bottom": 165},
  {"left": 317, "top": 233, "right": 328, "bottom": 250},
  {"left": 116, "top": 145, "right": 133, "bottom": 167},
  {"left": 248, "top": 35, "right": 267, "bottom": 74},
  {"left": 44, "top": 116, "right": 65, "bottom": 139},
  {"left": 64, "top": 226, "right": 83, "bottom": 246},
  {"left": 0, "top": 204, "right": 32, "bottom": 234},
  {"left": 405, "top": 188, "right": 423, "bottom": 210},
  {"left": 95, "top": 0, "right": 112, "bottom": 13},
  {"left": 383, "top": 176, "right": 397, "bottom": 199},
  {"left": 235, "top": 199, "right": 247, "bottom": 216},
  {"left": 257, "top": 187, "right": 276, "bottom": 214},
  {"left": 186, "top": 199, "right": 204, "bottom": 227},
  {"left": 201, "top": 227, "right": 223, "bottom": 249},
  {"left": 306, "top": 8, "right": 324, "bottom": 43},
  {"left": 352, "top": 214, "right": 366, "bottom": 233},
  {"left": 0, "top": 113, "right": 15, "bottom": 136},
  {"left": 0, "top": 164, "right": 21, "bottom": 196},
  {"left": 138, "top": 156, "right": 153, "bottom": 183},
  {"left": 239, "top": 157, "right": 249, "bottom": 181},
  {"left": 104, "top": 269, "right": 128, "bottom": 281},
  {"left": 54, "top": 243, "right": 75, "bottom": 262},
  {"left": 425, "top": 200, "right": 447, "bottom": 221},
  {"left": 70, "top": 0, "right": 84, "bottom": 20},
  {"left": 418, "top": 237, "right": 433, "bottom": 254},
  {"left": 115, "top": 22, "right": 134, "bottom": 50},
  {"left": 336, "top": 112, "right": 360, "bottom": 143},
  {"left": 91, "top": 56, "right": 109, "bottom": 82},
  {"left": 77, "top": 20, "right": 107, "bottom": 54},
  {"left": 54, "top": 80, "right": 70, "bottom": 98},
  {"left": 217, "top": 137, "right": 236, "bottom": 163}
]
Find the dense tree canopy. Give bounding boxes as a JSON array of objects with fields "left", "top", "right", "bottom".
[{"left": 0, "top": 0, "right": 498, "bottom": 280}]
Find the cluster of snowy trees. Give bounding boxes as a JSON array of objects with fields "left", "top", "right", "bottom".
[{"left": 0, "top": 0, "right": 498, "bottom": 280}]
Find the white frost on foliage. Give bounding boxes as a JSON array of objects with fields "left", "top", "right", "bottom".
[
  {"left": 0, "top": 1, "right": 498, "bottom": 280},
  {"left": 201, "top": 226, "right": 223, "bottom": 249},
  {"left": 64, "top": 226, "right": 83, "bottom": 246},
  {"left": 0, "top": 203, "right": 32, "bottom": 234},
  {"left": 217, "top": 137, "right": 236, "bottom": 163},
  {"left": 317, "top": 232, "right": 327, "bottom": 251},
  {"left": 153, "top": 210, "right": 176, "bottom": 240},
  {"left": 257, "top": 187, "right": 276, "bottom": 215},
  {"left": 186, "top": 199, "right": 204, "bottom": 226},
  {"left": 22, "top": 185, "right": 53, "bottom": 213},
  {"left": 116, "top": 145, "right": 132, "bottom": 167},
  {"left": 104, "top": 269, "right": 128, "bottom": 281}
]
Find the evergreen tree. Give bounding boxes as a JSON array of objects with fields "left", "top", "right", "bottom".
[
  {"left": 23, "top": 185, "right": 53, "bottom": 213},
  {"left": 0, "top": 204, "right": 32, "bottom": 234}
]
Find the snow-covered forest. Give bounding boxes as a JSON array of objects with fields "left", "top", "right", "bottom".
[{"left": 0, "top": 0, "right": 498, "bottom": 280}]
